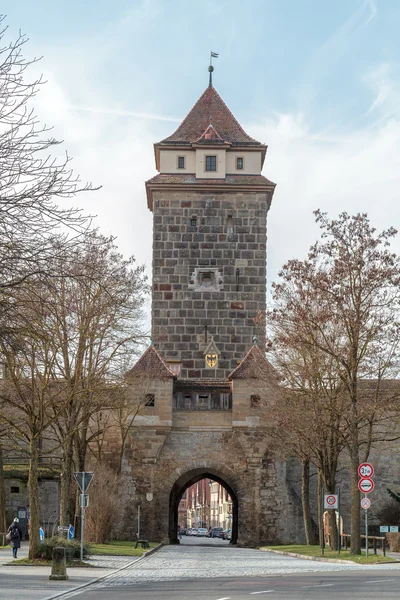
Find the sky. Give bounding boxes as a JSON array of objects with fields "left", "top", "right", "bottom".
[{"left": 2, "top": 0, "right": 400, "bottom": 315}]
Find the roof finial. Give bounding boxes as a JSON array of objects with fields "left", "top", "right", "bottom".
[
  {"left": 208, "top": 51, "right": 219, "bottom": 87},
  {"left": 252, "top": 334, "right": 258, "bottom": 347}
]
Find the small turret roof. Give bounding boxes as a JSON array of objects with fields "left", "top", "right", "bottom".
[
  {"left": 228, "top": 345, "right": 279, "bottom": 380},
  {"left": 159, "top": 86, "right": 261, "bottom": 146},
  {"left": 126, "top": 345, "right": 175, "bottom": 379}
]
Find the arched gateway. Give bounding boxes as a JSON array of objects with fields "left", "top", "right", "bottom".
[
  {"left": 169, "top": 466, "right": 239, "bottom": 544},
  {"left": 119, "top": 75, "right": 303, "bottom": 546}
]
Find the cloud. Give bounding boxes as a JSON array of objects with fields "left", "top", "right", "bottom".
[
  {"left": 246, "top": 105, "right": 400, "bottom": 292},
  {"left": 66, "top": 104, "right": 182, "bottom": 123}
]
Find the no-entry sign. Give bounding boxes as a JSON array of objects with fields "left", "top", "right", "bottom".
[
  {"left": 358, "top": 478, "right": 375, "bottom": 493},
  {"left": 324, "top": 494, "right": 339, "bottom": 510},
  {"left": 358, "top": 463, "right": 374, "bottom": 478}
]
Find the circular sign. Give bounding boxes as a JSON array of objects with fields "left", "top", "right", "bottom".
[
  {"left": 326, "top": 495, "right": 337, "bottom": 506},
  {"left": 361, "top": 497, "right": 371, "bottom": 509},
  {"left": 358, "top": 463, "right": 374, "bottom": 478},
  {"left": 358, "top": 478, "right": 375, "bottom": 493}
]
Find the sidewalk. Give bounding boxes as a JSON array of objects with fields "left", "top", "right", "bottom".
[{"left": 0, "top": 542, "right": 139, "bottom": 600}]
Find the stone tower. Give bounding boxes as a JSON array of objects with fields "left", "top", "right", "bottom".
[
  {"left": 122, "top": 77, "right": 298, "bottom": 548},
  {"left": 146, "top": 83, "right": 275, "bottom": 379}
]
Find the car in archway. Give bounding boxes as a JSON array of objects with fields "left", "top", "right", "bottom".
[
  {"left": 208, "top": 527, "right": 224, "bottom": 538},
  {"left": 196, "top": 527, "right": 208, "bottom": 537}
]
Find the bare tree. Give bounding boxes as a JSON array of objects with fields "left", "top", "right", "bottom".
[
  {"left": 39, "top": 232, "right": 148, "bottom": 527},
  {"left": 269, "top": 211, "right": 400, "bottom": 554}
]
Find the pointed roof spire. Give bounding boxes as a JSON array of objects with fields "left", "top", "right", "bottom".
[{"left": 159, "top": 86, "right": 262, "bottom": 145}]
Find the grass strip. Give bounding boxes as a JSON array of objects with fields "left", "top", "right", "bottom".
[
  {"left": 88, "top": 540, "right": 159, "bottom": 557},
  {"left": 260, "top": 544, "right": 397, "bottom": 564}
]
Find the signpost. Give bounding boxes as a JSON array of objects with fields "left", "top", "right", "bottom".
[
  {"left": 74, "top": 472, "right": 94, "bottom": 561},
  {"left": 322, "top": 490, "right": 341, "bottom": 554},
  {"left": 358, "top": 463, "right": 374, "bottom": 558}
]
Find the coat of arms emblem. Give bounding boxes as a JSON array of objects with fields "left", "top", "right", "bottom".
[{"left": 203, "top": 337, "right": 220, "bottom": 369}]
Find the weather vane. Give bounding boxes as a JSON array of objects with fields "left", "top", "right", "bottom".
[{"left": 208, "top": 51, "right": 219, "bottom": 87}]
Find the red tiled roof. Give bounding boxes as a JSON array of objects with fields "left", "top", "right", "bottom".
[
  {"left": 228, "top": 345, "right": 279, "bottom": 380},
  {"left": 146, "top": 173, "right": 275, "bottom": 187},
  {"left": 160, "top": 86, "right": 261, "bottom": 145},
  {"left": 126, "top": 345, "right": 175, "bottom": 379}
]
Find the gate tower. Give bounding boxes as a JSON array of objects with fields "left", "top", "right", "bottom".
[{"left": 123, "top": 71, "right": 299, "bottom": 547}]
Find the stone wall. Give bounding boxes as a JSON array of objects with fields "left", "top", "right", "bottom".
[{"left": 151, "top": 191, "right": 269, "bottom": 378}]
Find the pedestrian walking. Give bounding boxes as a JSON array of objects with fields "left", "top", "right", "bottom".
[
  {"left": 7, "top": 518, "right": 23, "bottom": 558},
  {"left": 178, "top": 525, "right": 182, "bottom": 540}
]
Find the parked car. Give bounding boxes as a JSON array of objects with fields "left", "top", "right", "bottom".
[
  {"left": 197, "top": 527, "right": 208, "bottom": 537},
  {"left": 221, "top": 529, "right": 232, "bottom": 540},
  {"left": 189, "top": 528, "right": 198, "bottom": 536},
  {"left": 209, "top": 527, "right": 224, "bottom": 538}
]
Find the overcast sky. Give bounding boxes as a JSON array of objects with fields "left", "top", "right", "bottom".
[{"left": 3, "top": 0, "right": 400, "bottom": 311}]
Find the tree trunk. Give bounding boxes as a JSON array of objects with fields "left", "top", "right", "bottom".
[
  {"left": 59, "top": 436, "right": 74, "bottom": 527},
  {"left": 301, "top": 458, "right": 316, "bottom": 545},
  {"left": 28, "top": 436, "right": 41, "bottom": 559},
  {"left": 349, "top": 386, "right": 361, "bottom": 554},
  {"left": 317, "top": 470, "right": 323, "bottom": 549},
  {"left": 327, "top": 508, "right": 338, "bottom": 551},
  {"left": 350, "top": 447, "right": 361, "bottom": 554},
  {"left": 0, "top": 445, "right": 6, "bottom": 534}
]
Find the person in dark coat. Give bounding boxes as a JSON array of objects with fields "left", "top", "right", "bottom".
[{"left": 7, "top": 518, "right": 23, "bottom": 558}]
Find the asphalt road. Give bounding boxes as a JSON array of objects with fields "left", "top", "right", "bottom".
[{"left": 68, "top": 571, "right": 400, "bottom": 600}]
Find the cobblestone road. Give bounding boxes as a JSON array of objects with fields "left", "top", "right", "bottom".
[{"left": 84, "top": 543, "right": 400, "bottom": 591}]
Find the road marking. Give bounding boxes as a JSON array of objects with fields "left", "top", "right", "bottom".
[
  {"left": 250, "top": 592, "right": 275, "bottom": 595},
  {"left": 364, "top": 579, "right": 396, "bottom": 584},
  {"left": 302, "top": 584, "right": 334, "bottom": 588},
  {"left": 216, "top": 597, "right": 231, "bottom": 600}
]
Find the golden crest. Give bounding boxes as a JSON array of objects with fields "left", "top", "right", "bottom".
[{"left": 205, "top": 354, "right": 218, "bottom": 368}]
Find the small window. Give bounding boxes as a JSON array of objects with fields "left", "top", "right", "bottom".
[
  {"left": 236, "top": 157, "right": 244, "bottom": 170},
  {"left": 190, "top": 216, "right": 197, "bottom": 227},
  {"left": 11, "top": 486, "right": 20, "bottom": 494},
  {"left": 227, "top": 215, "right": 233, "bottom": 233},
  {"left": 178, "top": 156, "right": 185, "bottom": 169},
  {"left": 145, "top": 394, "right": 155, "bottom": 407},
  {"left": 250, "top": 394, "right": 260, "bottom": 407},
  {"left": 205, "top": 155, "right": 217, "bottom": 171}
]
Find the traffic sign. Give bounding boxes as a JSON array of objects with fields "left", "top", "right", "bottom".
[
  {"left": 361, "top": 497, "right": 371, "bottom": 509},
  {"left": 358, "top": 463, "right": 374, "bottom": 478},
  {"left": 39, "top": 527, "right": 45, "bottom": 542},
  {"left": 68, "top": 525, "right": 75, "bottom": 540},
  {"left": 74, "top": 472, "right": 94, "bottom": 492},
  {"left": 358, "top": 478, "right": 375, "bottom": 493},
  {"left": 324, "top": 494, "right": 339, "bottom": 510}
]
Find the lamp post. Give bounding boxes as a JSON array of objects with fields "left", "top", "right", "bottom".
[{"left": 208, "top": 480, "right": 213, "bottom": 528}]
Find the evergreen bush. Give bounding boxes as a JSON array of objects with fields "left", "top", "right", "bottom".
[{"left": 38, "top": 536, "right": 89, "bottom": 561}]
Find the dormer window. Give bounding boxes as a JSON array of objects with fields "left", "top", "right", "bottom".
[
  {"left": 205, "top": 155, "right": 217, "bottom": 172},
  {"left": 236, "top": 157, "right": 244, "bottom": 170},
  {"left": 177, "top": 156, "right": 185, "bottom": 169}
]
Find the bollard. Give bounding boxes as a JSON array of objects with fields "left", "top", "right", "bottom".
[{"left": 49, "top": 546, "right": 69, "bottom": 580}]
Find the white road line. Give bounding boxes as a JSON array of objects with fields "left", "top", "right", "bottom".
[
  {"left": 250, "top": 592, "right": 275, "bottom": 595},
  {"left": 302, "top": 584, "right": 334, "bottom": 588},
  {"left": 216, "top": 597, "right": 231, "bottom": 600},
  {"left": 364, "top": 579, "right": 396, "bottom": 584}
]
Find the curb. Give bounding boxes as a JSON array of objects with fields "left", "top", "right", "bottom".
[
  {"left": 260, "top": 547, "right": 399, "bottom": 565},
  {"left": 40, "top": 543, "right": 164, "bottom": 600}
]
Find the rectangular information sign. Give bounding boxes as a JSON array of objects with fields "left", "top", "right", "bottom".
[
  {"left": 380, "top": 526, "right": 389, "bottom": 533},
  {"left": 324, "top": 494, "right": 339, "bottom": 510},
  {"left": 390, "top": 526, "right": 399, "bottom": 532}
]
